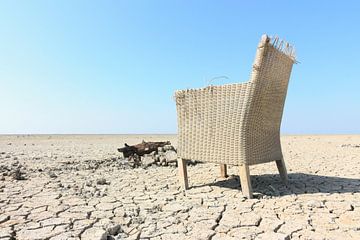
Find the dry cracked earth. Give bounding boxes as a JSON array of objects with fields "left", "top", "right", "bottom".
[{"left": 0, "top": 135, "right": 360, "bottom": 240}]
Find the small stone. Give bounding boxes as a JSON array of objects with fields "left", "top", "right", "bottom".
[
  {"left": 106, "top": 223, "right": 121, "bottom": 235},
  {"left": 164, "top": 150, "right": 177, "bottom": 162},
  {"left": 97, "top": 178, "right": 110, "bottom": 185},
  {"left": 49, "top": 172, "right": 57, "bottom": 178},
  {"left": 12, "top": 169, "right": 26, "bottom": 180},
  {"left": 141, "top": 155, "right": 156, "bottom": 167},
  {"left": 163, "top": 145, "right": 175, "bottom": 151}
]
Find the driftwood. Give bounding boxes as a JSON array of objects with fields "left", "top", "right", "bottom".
[{"left": 117, "top": 140, "right": 171, "bottom": 158}]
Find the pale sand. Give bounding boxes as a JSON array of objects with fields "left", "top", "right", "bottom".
[{"left": 0, "top": 135, "right": 359, "bottom": 239}]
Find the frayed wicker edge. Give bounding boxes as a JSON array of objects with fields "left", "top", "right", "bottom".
[{"left": 266, "top": 34, "right": 297, "bottom": 63}]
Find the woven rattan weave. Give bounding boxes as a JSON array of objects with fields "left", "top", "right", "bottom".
[{"left": 174, "top": 34, "right": 296, "bottom": 198}]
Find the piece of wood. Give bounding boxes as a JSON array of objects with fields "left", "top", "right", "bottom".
[
  {"left": 276, "top": 158, "right": 288, "bottom": 184},
  {"left": 178, "top": 158, "right": 189, "bottom": 190},
  {"left": 220, "top": 164, "right": 228, "bottom": 178},
  {"left": 239, "top": 164, "right": 253, "bottom": 199},
  {"left": 117, "top": 140, "right": 171, "bottom": 158}
]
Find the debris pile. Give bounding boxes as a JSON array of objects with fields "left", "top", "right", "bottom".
[
  {"left": 0, "top": 161, "right": 27, "bottom": 181},
  {"left": 118, "top": 141, "right": 198, "bottom": 168}
]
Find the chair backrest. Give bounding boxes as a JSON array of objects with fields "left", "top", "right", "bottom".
[{"left": 246, "top": 35, "right": 296, "bottom": 136}]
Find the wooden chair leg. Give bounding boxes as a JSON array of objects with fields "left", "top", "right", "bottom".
[
  {"left": 178, "top": 158, "right": 189, "bottom": 190},
  {"left": 220, "top": 164, "right": 228, "bottom": 178},
  {"left": 276, "top": 158, "right": 288, "bottom": 184},
  {"left": 239, "top": 164, "right": 253, "bottom": 199}
]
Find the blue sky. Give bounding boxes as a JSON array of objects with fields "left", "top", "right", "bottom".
[{"left": 1, "top": 1, "right": 359, "bottom": 134}]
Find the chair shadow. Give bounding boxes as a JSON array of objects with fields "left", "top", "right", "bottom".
[{"left": 196, "top": 173, "right": 360, "bottom": 197}]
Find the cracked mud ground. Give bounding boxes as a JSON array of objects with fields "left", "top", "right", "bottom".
[{"left": 1, "top": 135, "right": 360, "bottom": 240}]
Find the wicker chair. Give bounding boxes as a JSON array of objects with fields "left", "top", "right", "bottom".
[{"left": 174, "top": 34, "right": 296, "bottom": 198}]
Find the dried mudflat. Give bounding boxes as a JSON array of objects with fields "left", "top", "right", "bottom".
[{"left": 0, "top": 134, "right": 360, "bottom": 240}]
